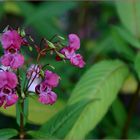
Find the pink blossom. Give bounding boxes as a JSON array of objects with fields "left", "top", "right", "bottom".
[
  {"left": 44, "top": 70, "right": 60, "bottom": 88},
  {"left": 68, "top": 34, "right": 80, "bottom": 51},
  {"left": 61, "top": 47, "right": 75, "bottom": 59},
  {"left": 35, "top": 82, "right": 57, "bottom": 105},
  {"left": 1, "top": 30, "right": 22, "bottom": 50},
  {"left": 0, "top": 71, "right": 18, "bottom": 88},
  {"left": 70, "top": 54, "right": 85, "bottom": 68},
  {"left": 0, "top": 71, "right": 18, "bottom": 108},
  {"left": 4, "top": 93, "right": 18, "bottom": 109},
  {"left": 39, "top": 91, "right": 57, "bottom": 105},
  {"left": 1, "top": 53, "right": 24, "bottom": 69}
]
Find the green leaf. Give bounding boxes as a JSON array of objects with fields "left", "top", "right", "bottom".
[
  {"left": 115, "top": 0, "right": 140, "bottom": 38},
  {"left": 0, "top": 97, "right": 65, "bottom": 125},
  {"left": 134, "top": 52, "right": 140, "bottom": 80},
  {"left": 66, "top": 60, "right": 129, "bottom": 139},
  {"left": 0, "top": 128, "right": 18, "bottom": 139},
  {"left": 112, "top": 26, "right": 140, "bottom": 49},
  {"left": 25, "top": 2, "right": 77, "bottom": 26},
  {"left": 111, "top": 28, "right": 135, "bottom": 62},
  {"left": 28, "top": 99, "right": 92, "bottom": 138},
  {"left": 111, "top": 98, "right": 127, "bottom": 128}
]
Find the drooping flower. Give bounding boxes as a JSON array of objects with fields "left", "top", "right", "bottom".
[
  {"left": 0, "top": 71, "right": 18, "bottom": 108},
  {"left": 68, "top": 34, "right": 80, "bottom": 51},
  {"left": 44, "top": 70, "right": 60, "bottom": 88},
  {"left": 57, "top": 34, "right": 85, "bottom": 68},
  {"left": 1, "top": 30, "right": 22, "bottom": 50},
  {"left": 1, "top": 53, "right": 24, "bottom": 69},
  {"left": 35, "top": 82, "right": 57, "bottom": 105}
]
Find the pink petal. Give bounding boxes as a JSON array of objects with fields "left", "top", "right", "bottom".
[{"left": 68, "top": 34, "right": 80, "bottom": 51}]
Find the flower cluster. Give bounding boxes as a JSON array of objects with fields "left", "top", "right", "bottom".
[
  {"left": 0, "top": 30, "right": 24, "bottom": 69},
  {"left": 0, "top": 26, "right": 85, "bottom": 109},
  {"left": 35, "top": 70, "right": 60, "bottom": 105},
  {"left": 0, "top": 71, "right": 18, "bottom": 108},
  {"left": 59, "top": 34, "right": 85, "bottom": 68}
]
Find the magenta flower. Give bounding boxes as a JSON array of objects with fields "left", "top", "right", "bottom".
[
  {"left": 44, "top": 70, "right": 60, "bottom": 88},
  {"left": 35, "top": 82, "right": 57, "bottom": 105},
  {"left": 61, "top": 47, "right": 85, "bottom": 68},
  {"left": 58, "top": 34, "right": 85, "bottom": 68},
  {"left": 1, "top": 53, "right": 24, "bottom": 69},
  {"left": 0, "top": 71, "right": 18, "bottom": 108},
  {"left": 70, "top": 54, "right": 85, "bottom": 68},
  {"left": 61, "top": 47, "right": 75, "bottom": 59},
  {"left": 4, "top": 93, "right": 18, "bottom": 109},
  {"left": 1, "top": 30, "right": 22, "bottom": 50},
  {"left": 68, "top": 34, "right": 80, "bottom": 51},
  {"left": 39, "top": 91, "right": 57, "bottom": 105}
]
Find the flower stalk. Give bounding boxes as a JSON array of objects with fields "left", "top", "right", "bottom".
[{"left": 19, "top": 99, "right": 25, "bottom": 139}]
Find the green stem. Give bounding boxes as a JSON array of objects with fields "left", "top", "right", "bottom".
[{"left": 19, "top": 99, "right": 25, "bottom": 139}]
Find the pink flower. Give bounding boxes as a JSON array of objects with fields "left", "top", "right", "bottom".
[
  {"left": 39, "top": 91, "right": 57, "bottom": 105},
  {"left": 70, "top": 54, "right": 85, "bottom": 68},
  {"left": 61, "top": 47, "right": 75, "bottom": 59},
  {"left": 44, "top": 70, "right": 60, "bottom": 88},
  {"left": 57, "top": 34, "right": 85, "bottom": 68},
  {"left": 4, "top": 93, "right": 18, "bottom": 109},
  {"left": 1, "top": 53, "right": 24, "bottom": 69},
  {"left": 1, "top": 30, "right": 22, "bottom": 50},
  {"left": 35, "top": 82, "right": 57, "bottom": 105},
  {"left": 0, "top": 71, "right": 18, "bottom": 108},
  {"left": 69, "top": 34, "right": 80, "bottom": 51},
  {"left": 0, "top": 71, "right": 18, "bottom": 88}
]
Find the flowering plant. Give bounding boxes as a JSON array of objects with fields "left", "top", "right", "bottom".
[{"left": 0, "top": 26, "right": 85, "bottom": 139}]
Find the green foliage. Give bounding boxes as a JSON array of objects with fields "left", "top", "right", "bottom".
[
  {"left": 66, "top": 60, "right": 129, "bottom": 139},
  {"left": 27, "top": 99, "right": 92, "bottom": 139},
  {"left": 16, "top": 2, "right": 77, "bottom": 38},
  {"left": 111, "top": 98, "right": 126, "bottom": 129},
  {"left": 116, "top": 0, "right": 140, "bottom": 38},
  {"left": 112, "top": 26, "right": 140, "bottom": 49},
  {"left": 0, "top": 97, "right": 65, "bottom": 124},
  {"left": 0, "top": 129, "right": 18, "bottom": 139},
  {"left": 28, "top": 60, "right": 129, "bottom": 139},
  {"left": 134, "top": 52, "right": 140, "bottom": 80}
]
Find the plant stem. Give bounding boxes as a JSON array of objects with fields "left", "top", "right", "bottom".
[
  {"left": 121, "top": 82, "right": 140, "bottom": 139},
  {"left": 19, "top": 99, "right": 25, "bottom": 139}
]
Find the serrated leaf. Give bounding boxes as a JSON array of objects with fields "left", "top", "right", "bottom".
[
  {"left": 65, "top": 60, "right": 129, "bottom": 139},
  {"left": 0, "top": 128, "right": 18, "bottom": 139},
  {"left": 116, "top": 0, "right": 140, "bottom": 38}
]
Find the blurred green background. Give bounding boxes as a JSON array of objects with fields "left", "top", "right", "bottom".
[{"left": 0, "top": 1, "right": 139, "bottom": 139}]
